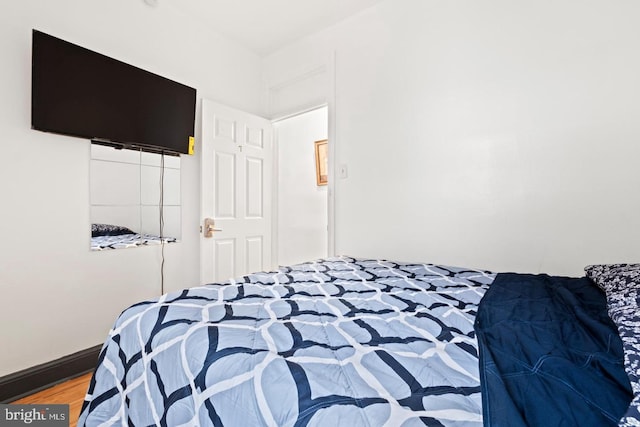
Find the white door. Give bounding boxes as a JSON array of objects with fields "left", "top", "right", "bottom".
[{"left": 200, "top": 99, "right": 273, "bottom": 284}]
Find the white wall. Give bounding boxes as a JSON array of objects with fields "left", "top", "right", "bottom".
[
  {"left": 264, "top": 0, "right": 640, "bottom": 276},
  {"left": 0, "top": 0, "right": 263, "bottom": 377},
  {"left": 275, "top": 107, "right": 328, "bottom": 266}
]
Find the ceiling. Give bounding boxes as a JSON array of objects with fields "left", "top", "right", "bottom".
[{"left": 164, "top": 0, "right": 384, "bottom": 56}]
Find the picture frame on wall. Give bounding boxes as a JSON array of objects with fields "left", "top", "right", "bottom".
[{"left": 314, "top": 139, "right": 328, "bottom": 186}]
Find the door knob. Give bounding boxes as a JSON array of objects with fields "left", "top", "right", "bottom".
[{"left": 203, "top": 218, "right": 222, "bottom": 238}]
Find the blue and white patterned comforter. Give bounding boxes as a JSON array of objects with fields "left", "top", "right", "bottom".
[
  {"left": 91, "top": 234, "right": 177, "bottom": 251},
  {"left": 585, "top": 264, "right": 640, "bottom": 426},
  {"left": 79, "top": 257, "right": 495, "bottom": 426}
]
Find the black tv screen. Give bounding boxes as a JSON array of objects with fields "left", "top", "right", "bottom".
[{"left": 32, "top": 30, "right": 196, "bottom": 155}]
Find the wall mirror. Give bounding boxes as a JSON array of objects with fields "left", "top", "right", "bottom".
[{"left": 90, "top": 143, "right": 181, "bottom": 250}]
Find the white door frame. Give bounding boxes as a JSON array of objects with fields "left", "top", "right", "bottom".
[
  {"left": 269, "top": 53, "right": 337, "bottom": 267},
  {"left": 326, "top": 51, "right": 337, "bottom": 258}
]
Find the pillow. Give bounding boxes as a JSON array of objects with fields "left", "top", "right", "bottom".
[
  {"left": 585, "top": 263, "right": 640, "bottom": 308},
  {"left": 91, "top": 223, "right": 136, "bottom": 237},
  {"left": 585, "top": 263, "right": 640, "bottom": 426}
]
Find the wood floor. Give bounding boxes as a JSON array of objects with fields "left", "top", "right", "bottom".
[{"left": 12, "top": 372, "right": 92, "bottom": 427}]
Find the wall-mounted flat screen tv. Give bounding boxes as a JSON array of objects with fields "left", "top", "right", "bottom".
[{"left": 32, "top": 30, "right": 196, "bottom": 155}]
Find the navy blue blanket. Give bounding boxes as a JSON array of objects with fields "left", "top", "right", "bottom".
[{"left": 475, "top": 273, "right": 632, "bottom": 427}]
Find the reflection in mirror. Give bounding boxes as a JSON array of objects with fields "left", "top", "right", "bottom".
[{"left": 90, "top": 143, "right": 181, "bottom": 250}]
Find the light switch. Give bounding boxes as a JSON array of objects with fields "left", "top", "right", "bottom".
[{"left": 339, "top": 164, "right": 348, "bottom": 179}]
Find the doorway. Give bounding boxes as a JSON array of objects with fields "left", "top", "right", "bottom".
[{"left": 273, "top": 106, "right": 328, "bottom": 266}]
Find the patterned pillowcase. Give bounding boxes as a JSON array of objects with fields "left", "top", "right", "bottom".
[
  {"left": 91, "top": 223, "right": 136, "bottom": 237},
  {"left": 585, "top": 264, "right": 640, "bottom": 426},
  {"left": 585, "top": 264, "right": 640, "bottom": 308}
]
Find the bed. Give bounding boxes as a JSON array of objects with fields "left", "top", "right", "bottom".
[
  {"left": 91, "top": 223, "right": 177, "bottom": 251},
  {"left": 78, "top": 257, "right": 639, "bottom": 426}
]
